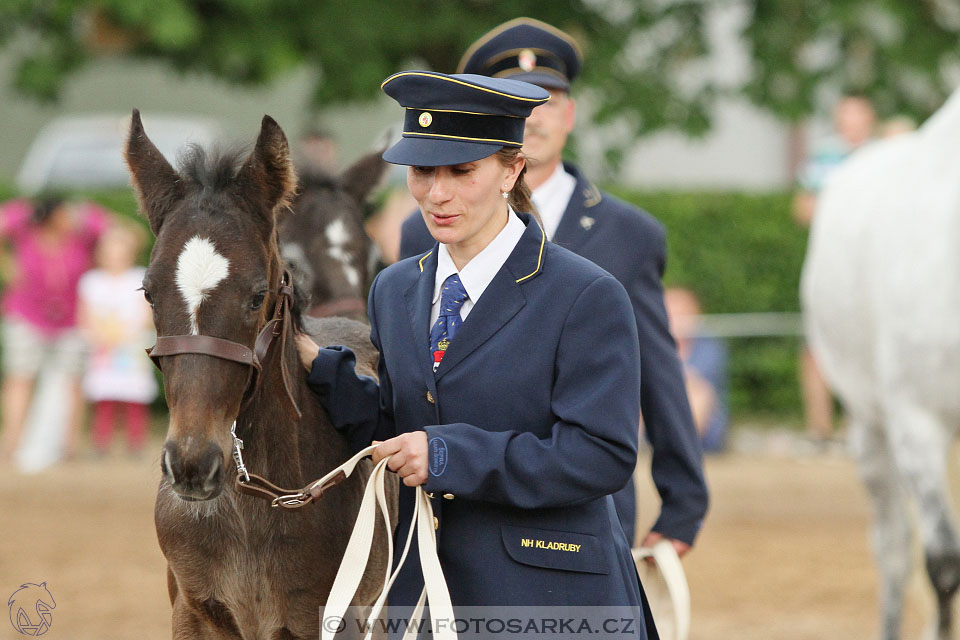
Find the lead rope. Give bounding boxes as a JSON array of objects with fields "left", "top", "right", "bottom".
[
  {"left": 322, "top": 446, "right": 457, "bottom": 640},
  {"left": 633, "top": 540, "right": 690, "bottom": 640}
]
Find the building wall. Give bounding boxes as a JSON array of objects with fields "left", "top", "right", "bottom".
[{"left": 620, "top": 100, "right": 792, "bottom": 190}]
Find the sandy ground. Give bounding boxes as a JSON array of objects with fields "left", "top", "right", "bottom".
[{"left": 0, "top": 437, "right": 940, "bottom": 640}]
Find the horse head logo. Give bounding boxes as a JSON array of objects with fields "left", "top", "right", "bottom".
[{"left": 7, "top": 582, "right": 56, "bottom": 636}]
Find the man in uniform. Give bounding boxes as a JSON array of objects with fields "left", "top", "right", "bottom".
[{"left": 399, "top": 17, "right": 708, "bottom": 556}]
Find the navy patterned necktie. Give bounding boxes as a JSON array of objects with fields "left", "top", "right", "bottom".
[{"left": 430, "top": 273, "right": 469, "bottom": 372}]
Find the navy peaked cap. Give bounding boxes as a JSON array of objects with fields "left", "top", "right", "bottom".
[
  {"left": 380, "top": 71, "right": 550, "bottom": 166},
  {"left": 457, "top": 17, "right": 584, "bottom": 91}
]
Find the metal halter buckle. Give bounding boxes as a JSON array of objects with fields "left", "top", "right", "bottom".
[
  {"left": 230, "top": 421, "right": 250, "bottom": 483},
  {"left": 271, "top": 493, "right": 309, "bottom": 508}
]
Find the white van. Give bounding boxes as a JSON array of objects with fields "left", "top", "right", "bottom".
[{"left": 16, "top": 113, "right": 221, "bottom": 193}]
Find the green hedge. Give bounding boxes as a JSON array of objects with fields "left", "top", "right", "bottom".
[
  {"left": 608, "top": 189, "right": 807, "bottom": 423},
  {"left": 0, "top": 183, "right": 142, "bottom": 223},
  {"left": 0, "top": 183, "right": 809, "bottom": 423}
]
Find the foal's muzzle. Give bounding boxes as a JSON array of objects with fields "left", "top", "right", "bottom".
[{"left": 161, "top": 440, "right": 225, "bottom": 501}]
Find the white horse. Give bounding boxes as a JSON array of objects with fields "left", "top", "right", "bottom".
[{"left": 802, "top": 89, "right": 960, "bottom": 640}]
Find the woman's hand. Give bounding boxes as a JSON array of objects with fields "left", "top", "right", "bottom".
[
  {"left": 372, "top": 432, "right": 429, "bottom": 487},
  {"left": 639, "top": 531, "right": 692, "bottom": 563},
  {"left": 295, "top": 333, "right": 320, "bottom": 372}
]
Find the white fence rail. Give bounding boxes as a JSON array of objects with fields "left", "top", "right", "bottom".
[{"left": 682, "top": 312, "right": 804, "bottom": 339}]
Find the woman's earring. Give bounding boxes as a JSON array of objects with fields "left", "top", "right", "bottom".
[{"left": 502, "top": 191, "right": 509, "bottom": 199}]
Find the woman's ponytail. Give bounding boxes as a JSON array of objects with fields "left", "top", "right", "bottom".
[{"left": 495, "top": 148, "right": 543, "bottom": 230}]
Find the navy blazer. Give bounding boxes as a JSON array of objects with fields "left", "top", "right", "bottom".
[
  {"left": 399, "top": 163, "right": 708, "bottom": 545},
  {"left": 308, "top": 215, "right": 655, "bottom": 635}
]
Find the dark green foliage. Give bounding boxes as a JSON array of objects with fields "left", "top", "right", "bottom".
[
  {"left": 609, "top": 188, "right": 807, "bottom": 420},
  {"left": 5, "top": 2, "right": 956, "bottom": 181},
  {"left": 0, "top": 1, "right": 714, "bottom": 142},
  {"left": 744, "top": 0, "right": 958, "bottom": 123},
  {"left": 5, "top": 2, "right": 955, "bottom": 133},
  {"left": 612, "top": 190, "right": 807, "bottom": 313}
]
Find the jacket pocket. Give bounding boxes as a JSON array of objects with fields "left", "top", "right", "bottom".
[{"left": 500, "top": 525, "right": 609, "bottom": 575}]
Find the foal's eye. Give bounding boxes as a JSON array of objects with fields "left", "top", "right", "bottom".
[
  {"left": 251, "top": 291, "right": 266, "bottom": 310},
  {"left": 138, "top": 287, "right": 154, "bottom": 306}
]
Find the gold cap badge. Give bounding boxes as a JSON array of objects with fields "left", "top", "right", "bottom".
[{"left": 418, "top": 112, "right": 433, "bottom": 127}]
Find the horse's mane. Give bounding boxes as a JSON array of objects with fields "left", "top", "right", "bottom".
[
  {"left": 177, "top": 143, "right": 249, "bottom": 192},
  {"left": 176, "top": 144, "right": 309, "bottom": 334},
  {"left": 290, "top": 285, "right": 308, "bottom": 334}
]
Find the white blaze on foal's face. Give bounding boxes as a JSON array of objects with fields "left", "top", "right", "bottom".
[{"left": 175, "top": 236, "right": 230, "bottom": 334}]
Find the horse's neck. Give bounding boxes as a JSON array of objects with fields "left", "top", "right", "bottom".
[
  {"left": 922, "top": 87, "right": 960, "bottom": 137},
  {"left": 236, "top": 321, "right": 351, "bottom": 489},
  {"left": 911, "top": 87, "right": 960, "bottom": 174}
]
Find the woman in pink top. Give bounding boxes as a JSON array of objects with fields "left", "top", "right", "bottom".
[{"left": 0, "top": 196, "right": 108, "bottom": 462}]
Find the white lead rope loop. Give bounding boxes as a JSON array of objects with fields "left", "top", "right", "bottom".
[
  {"left": 633, "top": 540, "right": 690, "bottom": 640},
  {"left": 321, "top": 446, "right": 457, "bottom": 640}
]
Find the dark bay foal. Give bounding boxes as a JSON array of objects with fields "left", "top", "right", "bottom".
[
  {"left": 126, "top": 111, "right": 393, "bottom": 639},
  {"left": 280, "top": 153, "right": 387, "bottom": 321}
]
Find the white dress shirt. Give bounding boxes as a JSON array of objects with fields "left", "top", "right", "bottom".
[
  {"left": 531, "top": 163, "right": 577, "bottom": 241},
  {"left": 431, "top": 207, "right": 526, "bottom": 327}
]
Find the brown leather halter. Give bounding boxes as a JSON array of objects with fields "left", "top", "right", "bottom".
[
  {"left": 146, "top": 270, "right": 299, "bottom": 417},
  {"left": 146, "top": 270, "right": 347, "bottom": 509}
]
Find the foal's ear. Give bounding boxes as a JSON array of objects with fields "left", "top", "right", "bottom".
[
  {"left": 125, "top": 109, "right": 182, "bottom": 235},
  {"left": 237, "top": 115, "right": 298, "bottom": 220},
  {"left": 339, "top": 149, "right": 388, "bottom": 211}
]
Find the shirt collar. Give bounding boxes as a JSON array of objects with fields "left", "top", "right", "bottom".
[
  {"left": 434, "top": 207, "right": 526, "bottom": 304},
  {"left": 531, "top": 163, "right": 577, "bottom": 240}
]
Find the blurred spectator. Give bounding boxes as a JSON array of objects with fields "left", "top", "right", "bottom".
[
  {"left": 296, "top": 126, "right": 339, "bottom": 175},
  {"left": 793, "top": 95, "right": 876, "bottom": 226},
  {"left": 365, "top": 165, "right": 417, "bottom": 266},
  {"left": 0, "top": 195, "right": 108, "bottom": 464},
  {"left": 880, "top": 114, "right": 917, "bottom": 138},
  {"left": 665, "top": 287, "right": 729, "bottom": 452},
  {"left": 363, "top": 126, "right": 414, "bottom": 268},
  {"left": 77, "top": 220, "right": 157, "bottom": 456},
  {"left": 793, "top": 95, "right": 876, "bottom": 442}
]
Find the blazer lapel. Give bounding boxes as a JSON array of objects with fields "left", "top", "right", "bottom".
[
  {"left": 404, "top": 247, "right": 440, "bottom": 395},
  {"left": 435, "top": 217, "right": 545, "bottom": 380},
  {"left": 551, "top": 162, "right": 602, "bottom": 254}
]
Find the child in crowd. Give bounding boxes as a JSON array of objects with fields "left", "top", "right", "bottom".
[
  {"left": 77, "top": 220, "right": 157, "bottom": 456},
  {"left": 664, "top": 287, "right": 729, "bottom": 452},
  {"left": 0, "top": 195, "right": 108, "bottom": 465}
]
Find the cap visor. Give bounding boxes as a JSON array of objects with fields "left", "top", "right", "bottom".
[
  {"left": 499, "top": 70, "right": 569, "bottom": 91},
  {"left": 382, "top": 137, "right": 506, "bottom": 167}
]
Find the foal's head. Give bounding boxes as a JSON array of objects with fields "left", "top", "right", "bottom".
[
  {"left": 126, "top": 111, "right": 297, "bottom": 500},
  {"left": 279, "top": 151, "right": 386, "bottom": 318}
]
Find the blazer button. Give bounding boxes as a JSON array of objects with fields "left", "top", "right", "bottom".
[
  {"left": 442, "top": 493, "right": 455, "bottom": 500},
  {"left": 426, "top": 390, "right": 435, "bottom": 404},
  {"left": 433, "top": 516, "right": 439, "bottom": 530}
]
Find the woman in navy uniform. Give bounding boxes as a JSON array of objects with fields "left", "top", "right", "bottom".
[
  {"left": 399, "top": 18, "right": 708, "bottom": 554},
  {"left": 298, "top": 70, "right": 657, "bottom": 637}
]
